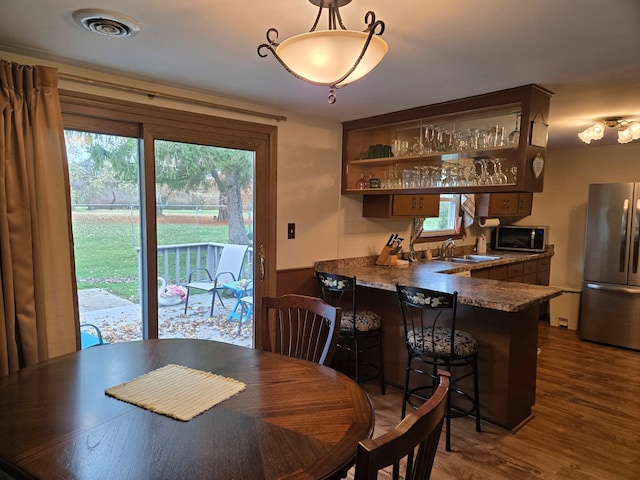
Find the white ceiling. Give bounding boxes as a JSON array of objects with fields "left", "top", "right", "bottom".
[{"left": 1, "top": 0, "right": 639, "bottom": 149}]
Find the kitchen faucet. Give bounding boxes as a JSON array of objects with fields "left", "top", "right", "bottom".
[{"left": 441, "top": 238, "right": 456, "bottom": 258}]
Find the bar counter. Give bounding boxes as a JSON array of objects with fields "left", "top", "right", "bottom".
[
  {"left": 315, "top": 249, "right": 561, "bottom": 312},
  {"left": 315, "top": 250, "right": 562, "bottom": 430}
]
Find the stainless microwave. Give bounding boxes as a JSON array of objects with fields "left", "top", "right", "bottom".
[{"left": 494, "top": 226, "right": 548, "bottom": 252}]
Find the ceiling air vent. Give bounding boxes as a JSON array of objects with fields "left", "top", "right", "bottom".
[{"left": 72, "top": 9, "right": 142, "bottom": 38}]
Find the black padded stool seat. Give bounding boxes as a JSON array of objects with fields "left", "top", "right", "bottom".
[
  {"left": 396, "top": 284, "right": 481, "bottom": 451},
  {"left": 316, "top": 271, "right": 386, "bottom": 394}
]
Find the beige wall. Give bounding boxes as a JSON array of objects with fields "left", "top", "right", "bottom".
[
  {"left": 525, "top": 142, "right": 640, "bottom": 290},
  {"left": 5, "top": 50, "right": 640, "bottom": 288},
  {"left": 1, "top": 51, "right": 344, "bottom": 271}
]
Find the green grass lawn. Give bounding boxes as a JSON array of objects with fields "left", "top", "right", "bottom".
[{"left": 72, "top": 210, "right": 232, "bottom": 301}]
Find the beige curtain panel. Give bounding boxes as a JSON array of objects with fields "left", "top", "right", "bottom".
[{"left": 0, "top": 60, "right": 79, "bottom": 376}]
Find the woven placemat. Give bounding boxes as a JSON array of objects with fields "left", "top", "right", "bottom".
[{"left": 105, "top": 364, "right": 246, "bottom": 421}]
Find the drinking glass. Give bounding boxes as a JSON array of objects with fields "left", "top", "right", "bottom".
[
  {"left": 391, "top": 139, "right": 402, "bottom": 158},
  {"left": 411, "top": 137, "right": 423, "bottom": 155},
  {"left": 355, "top": 172, "right": 368, "bottom": 189},
  {"left": 400, "top": 140, "right": 410, "bottom": 156},
  {"left": 476, "top": 159, "right": 491, "bottom": 185},
  {"left": 477, "top": 129, "right": 488, "bottom": 148},
  {"left": 424, "top": 125, "right": 437, "bottom": 153},
  {"left": 487, "top": 125, "right": 504, "bottom": 147},
  {"left": 509, "top": 166, "right": 518, "bottom": 184},
  {"left": 491, "top": 159, "right": 508, "bottom": 184},
  {"left": 508, "top": 113, "right": 521, "bottom": 146},
  {"left": 459, "top": 164, "right": 475, "bottom": 186},
  {"left": 468, "top": 128, "right": 479, "bottom": 149}
]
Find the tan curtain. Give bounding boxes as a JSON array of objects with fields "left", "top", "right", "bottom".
[{"left": 0, "top": 60, "right": 79, "bottom": 376}]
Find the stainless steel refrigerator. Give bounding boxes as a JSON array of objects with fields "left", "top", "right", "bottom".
[{"left": 580, "top": 182, "right": 640, "bottom": 350}]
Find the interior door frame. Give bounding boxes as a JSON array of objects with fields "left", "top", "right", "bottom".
[{"left": 60, "top": 90, "right": 277, "bottom": 343}]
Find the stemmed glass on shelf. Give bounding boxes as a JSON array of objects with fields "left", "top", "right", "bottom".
[
  {"left": 490, "top": 159, "right": 508, "bottom": 184},
  {"left": 391, "top": 139, "right": 402, "bottom": 158},
  {"left": 508, "top": 113, "right": 521, "bottom": 146}
]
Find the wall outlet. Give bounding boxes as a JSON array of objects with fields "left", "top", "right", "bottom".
[{"left": 287, "top": 223, "right": 295, "bottom": 239}]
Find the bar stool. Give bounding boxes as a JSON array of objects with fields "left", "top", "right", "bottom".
[
  {"left": 316, "top": 271, "right": 385, "bottom": 394},
  {"left": 396, "top": 284, "right": 481, "bottom": 451}
]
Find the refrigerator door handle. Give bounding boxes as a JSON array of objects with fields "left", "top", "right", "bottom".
[
  {"left": 620, "top": 198, "right": 630, "bottom": 273},
  {"left": 586, "top": 282, "right": 640, "bottom": 294},
  {"left": 633, "top": 198, "right": 640, "bottom": 274}
]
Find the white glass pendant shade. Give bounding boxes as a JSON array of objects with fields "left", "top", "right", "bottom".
[
  {"left": 578, "top": 122, "right": 606, "bottom": 143},
  {"left": 276, "top": 30, "right": 388, "bottom": 86},
  {"left": 579, "top": 120, "right": 640, "bottom": 144},
  {"left": 589, "top": 122, "right": 605, "bottom": 139},
  {"left": 618, "top": 122, "right": 640, "bottom": 143},
  {"left": 629, "top": 121, "right": 640, "bottom": 140},
  {"left": 578, "top": 129, "right": 593, "bottom": 144},
  {"left": 619, "top": 125, "right": 634, "bottom": 144}
]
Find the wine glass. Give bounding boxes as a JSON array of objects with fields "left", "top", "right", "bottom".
[
  {"left": 508, "top": 113, "right": 521, "bottom": 146},
  {"left": 424, "top": 125, "right": 437, "bottom": 153},
  {"left": 509, "top": 166, "right": 518, "bottom": 184},
  {"left": 477, "top": 159, "right": 491, "bottom": 185},
  {"left": 391, "top": 139, "right": 402, "bottom": 158},
  {"left": 491, "top": 159, "right": 508, "bottom": 184}
]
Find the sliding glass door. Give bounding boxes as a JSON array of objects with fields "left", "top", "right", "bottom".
[
  {"left": 61, "top": 90, "right": 276, "bottom": 348},
  {"left": 153, "top": 138, "right": 255, "bottom": 346},
  {"left": 66, "top": 130, "right": 143, "bottom": 343}
]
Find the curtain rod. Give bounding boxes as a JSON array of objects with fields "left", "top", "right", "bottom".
[{"left": 58, "top": 72, "right": 287, "bottom": 122}]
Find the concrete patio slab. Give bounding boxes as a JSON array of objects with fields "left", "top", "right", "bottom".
[{"left": 79, "top": 290, "right": 252, "bottom": 347}]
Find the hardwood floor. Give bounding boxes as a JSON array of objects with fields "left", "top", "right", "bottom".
[{"left": 349, "top": 321, "right": 640, "bottom": 479}]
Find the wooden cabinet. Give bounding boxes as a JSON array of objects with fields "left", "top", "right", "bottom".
[
  {"left": 476, "top": 192, "right": 533, "bottom": 217},
  {"left": 342, "top": 84, "right": 552, "bottom": 196},
  {"left": 363, "top": 194, "right": 440, "bottom": 218},
  {"left": 488, "top": 265, "right": 508, "bottom": 280},
  {"left": 470, "top": 257, "right": 550, "bottom": 285},
  {"left": 536, "top": 258, "right": 551, "bottom": 285}
]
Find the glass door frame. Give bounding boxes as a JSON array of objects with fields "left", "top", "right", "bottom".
[{"left": 60, "top": 89, "right": 277, "bottom": 343}]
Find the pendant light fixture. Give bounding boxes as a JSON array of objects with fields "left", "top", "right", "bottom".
[
  {"left": 258, "top": 0, "right": 387, "bottom": 104},
  {"left": 578, "top": 118, "right": 640, "bottom": 144}
]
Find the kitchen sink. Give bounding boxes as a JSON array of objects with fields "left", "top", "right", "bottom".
[{"left": 438, "top": 254, "right": 502, "bottom": 263}]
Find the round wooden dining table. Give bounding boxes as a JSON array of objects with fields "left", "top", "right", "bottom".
[{"left": 0, "top": 339, "right": 374, "bottom": 480}]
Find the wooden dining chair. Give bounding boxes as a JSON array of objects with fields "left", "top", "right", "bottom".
[
  {"left": 354, "top": 371, "right": 450, "bottom": 480},
  {"left": 259, "top": 294, "right": 342, "bottom": 366}
]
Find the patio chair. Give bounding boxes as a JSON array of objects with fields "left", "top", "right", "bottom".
[
  {"left": 184, "top": 244, "right": 249, "bottom": 316},
  {"left": 228, "top": 280, "right": 253, "bottom": 333},
  {"left": 80, "top": 323, "right": 107, "bottom": 349}
]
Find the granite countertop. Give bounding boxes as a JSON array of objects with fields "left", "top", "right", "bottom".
[{"left": 315, "top": 249, "right": 562, "bottom": 313}]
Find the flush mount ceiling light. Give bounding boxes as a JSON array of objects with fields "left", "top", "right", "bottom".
[
  {"left": 257, "top": 0, "right": 387, "bottom": 104},
  {"left": 578, "top": 118, "right": 640, "bottom": 144},
  {"left": 72, "top": 9, "right": 142, "bottom": 38}
]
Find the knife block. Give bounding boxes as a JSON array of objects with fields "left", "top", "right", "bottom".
[{"left": 376, "top": 245, "right": 398, "bottom": 266}]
